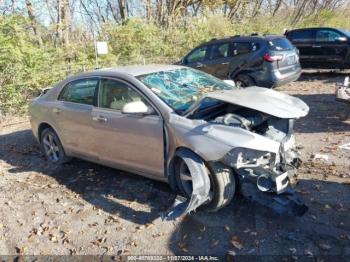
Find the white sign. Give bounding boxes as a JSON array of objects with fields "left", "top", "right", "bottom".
[{"left": 96, "top": 41, "right": 108, "bottom": 55}]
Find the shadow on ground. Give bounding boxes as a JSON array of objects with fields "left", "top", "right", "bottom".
[
  {"left": 1, "top": 129, "right": 350, "bottom": 256},
  {"left": 167, "top": 178, "right": 350, "bottom": 257},
  {"left": 299, "top": 70, "right": 350, "bottom": 84},
  {"left": 0, "top": 129, "right": 174, "bottom": 224},
  {"left": 292, "top": 93, "right": 350, "bottom": 133}
]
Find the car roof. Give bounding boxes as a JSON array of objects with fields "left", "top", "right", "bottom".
[
  {"left": 72, "top": 64, "right": 185, "bottom": 78},
  {"left": 197, "top": 34, "right": 284, "bottom": 46},
  {"left": 287, "top": 27, "right": 342, "bottom": 32}
]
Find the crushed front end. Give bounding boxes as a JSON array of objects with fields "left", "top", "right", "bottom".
[
  {"left": 168, "top": 86, "right": 310, "bottom": 218},
  {"left": 213, "top": 113, "right": 308, "bottom": 215}
]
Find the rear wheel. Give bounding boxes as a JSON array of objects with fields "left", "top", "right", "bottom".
[
  {"left": 234, "top": 74, "right": 255, "bottom": 88},
  {"left": 40, "top": 128, "right": 69, "bottom": 164},
  {"left": 175, "top": 151, "right": 236, "bottom": 212}
]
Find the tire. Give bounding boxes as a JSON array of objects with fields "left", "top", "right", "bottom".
[
  {"left": 234, "top": 74, "right": 255, "bottom": 88},
  {"left": 40, "top": 128, "right": 69, "bottom": 165},
  {"left": 174, "top": 150, "right": 236, "bottom": 212},
  {"left": 202, "top": 162, "right": 236, "bottom": 212}
]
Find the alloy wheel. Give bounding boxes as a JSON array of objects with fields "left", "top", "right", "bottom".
[
  {"left": 42, "top": 133, "right": 60, "bottom": 162},
  {"left": 179, "top": 160, "right": 193, "bottom": 197}
]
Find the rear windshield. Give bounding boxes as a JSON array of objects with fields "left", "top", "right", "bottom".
[{"left": 267, "top": 38, "right": 294, "bottom": 51}]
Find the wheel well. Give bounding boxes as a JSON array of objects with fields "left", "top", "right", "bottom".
[
  {"left": 235, "top": 74, "right": 255, "bottom": 82},
  {"left": 38, "top": 123, "right": 53, "bottom": 142}
]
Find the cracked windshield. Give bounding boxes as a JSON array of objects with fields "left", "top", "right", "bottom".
[{"left": 137, "top": 68, "right": 234, "bottom": 112}]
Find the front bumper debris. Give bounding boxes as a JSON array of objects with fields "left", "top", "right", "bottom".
[
  {"left": 165, "top": 147, "right": 306, "bottom": 220},
  {"left": 240, "top": 180, "right": 308, "bottom": 216}
]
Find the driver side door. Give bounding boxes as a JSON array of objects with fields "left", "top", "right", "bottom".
[
  {"left": 313, "top": 29, "right": 349, "bottom": 66},
  {"left": 92, "top": 78, "right": 164, "bottom": 178}
]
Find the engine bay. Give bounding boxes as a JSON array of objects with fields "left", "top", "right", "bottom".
[{"left": 189, "top": 101, "right": 294, "bottom": 142}]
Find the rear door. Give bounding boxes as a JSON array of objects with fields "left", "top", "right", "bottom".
[
  {"left": 229, "top": 41, "right": 260, "bottom": 76},
  {"left": 91, "top": 78, "right": 164, "bottom": 177},
  {"left": 313, "top": 29, "right": 349, "bottom": 67},
  {"left": 287, "top": 29, "right": 316, "bottom": 66},
  {"left": 201, "top": 42, "right": 232, "bottom": 79},
  {"left": 54, "top": 78, "right": 99, "bottom": 158}
]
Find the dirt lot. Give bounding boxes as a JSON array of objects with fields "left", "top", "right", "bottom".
[{"left": 1, "top": 71, "right": 350, "bottom": 259}]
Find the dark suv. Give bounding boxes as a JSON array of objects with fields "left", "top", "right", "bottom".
[
  {"left": 179, "top": 35, "right": 301, "bottom": 88},
  {"left": 285, "top": 27, "right": 350, "bottom": 69}
]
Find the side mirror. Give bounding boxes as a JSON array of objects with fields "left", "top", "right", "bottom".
[
  {"left": 337, "top": 36, "right": 347, "bottom": 42},
  {"left": 223, "top": 79, "right": 236, "bottom": 87},
  {"left": 122, "top": 101, "right": 154, "bottom": 115}
]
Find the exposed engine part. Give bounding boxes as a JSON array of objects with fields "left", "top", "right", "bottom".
[
  {"left": 213, "top": 113, "right": 268, "bottom": 130},
  {"left": 211, "top": 111, "right": 293, "bottom": 145}
]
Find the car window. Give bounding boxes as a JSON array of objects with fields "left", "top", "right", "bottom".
[
  {"left": 98, "top": 79, "right": 144, "bottom": 111},
  {"left": 289, "top": 29, "right": 315, "bottom": 42},
  {"left": 186, "top": 46, "right": 208, "bottom": 63},
  {"left": 209, "top": 43, "right": 230, "bottom": 59},
  {"left": 59, "top": 78, "right": 98, "bottom": 105},
  {"left": 267, "top": 38, "right": 294, "bottom": 51},
  {"left": 316, "top": 29, "right": 344, "bottom": 42},
  {"left": 232, "top": 42, "right": 258, "bottom": 55},
  {"left": 338, "top": 29, "right": 350, "bottom": 37}
]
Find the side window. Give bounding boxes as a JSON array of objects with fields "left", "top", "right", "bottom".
[
  {"left": 186, "top": 46, "right": 208, "bottom": 63},
  {"left": 232, "top": 42, "right": 258, "bottom": 56},
  {"left": 99, "top": 79, "right": 144, "bottom": 111},
  {"left": 316, "top": 30, "right": 343, "bottom": 42},
  {"left": 59, "top": 78, "right": 98, "bottom": 105},
  {"left": 290, "top": 30, "right": 315, "bottom": 42},
  {"left": 209, "top": 43, "right": 230, "bottom": 60}
]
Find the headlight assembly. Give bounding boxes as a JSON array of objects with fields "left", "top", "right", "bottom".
[{"left": 222, "top": 147, "right": 276, "bottom": 169}]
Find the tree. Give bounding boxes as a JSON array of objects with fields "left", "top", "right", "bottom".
[{"left": 25, "top": 0, "right": 43, "bottom": 46}]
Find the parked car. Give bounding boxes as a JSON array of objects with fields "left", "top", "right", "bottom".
[
  {"left": 179, "top": 35, "right": 302, "bottom": 88},
  {"left": 29, "top": 65, "right": 309, "bottom": 215},
  {"left": 285, "top": 27, "right": 350, "bottom": 69}
]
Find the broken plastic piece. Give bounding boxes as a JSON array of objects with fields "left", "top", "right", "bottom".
[
  {"left": 311, "top": 153, "right": 329, "bottom": 162},
  {"left": 339, "top": 143, "right": 350, "bottom": 151},
  {"left": 165, "top": 149, "right": 211, "bottom": 220},
  {"left": 165, "top": 195, "right": 189, "bottom": 221}
]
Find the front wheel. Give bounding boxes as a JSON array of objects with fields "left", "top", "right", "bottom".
[
  {"left": 175, "top": 152, "right": 236, "bottom": 212},
  {"left": 202, "top": 162, "right": 236, "bottom": 212}
]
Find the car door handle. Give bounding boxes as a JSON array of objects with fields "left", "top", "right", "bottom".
[
  {"left": 221, "top": 62, "right": 229, "bottom": 65},
  {"left": 312, "top": 45, "right": 321, "bottom": 48},
  {"left": 92, "top": 115, "right": 107, "bottom": 122},
  {"left": 53, "top": 108, "right": 61, "bottom": 114}
]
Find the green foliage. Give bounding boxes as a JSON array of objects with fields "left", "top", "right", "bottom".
[
  {"left": 0, "top": 16, "right": 94, "bottom": 114},
  {"left": 1, "top": 12, "right": 350, "bottom": 115}
]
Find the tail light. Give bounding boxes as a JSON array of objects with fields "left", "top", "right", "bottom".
[{"left": 263, "top": 53, "right": 283, "bottom": 62}]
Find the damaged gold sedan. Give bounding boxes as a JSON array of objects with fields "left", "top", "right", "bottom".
[{"left": 29, "top": 65, "right": 309, "bottom": 217}]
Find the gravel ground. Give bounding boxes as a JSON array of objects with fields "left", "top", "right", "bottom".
[{"left": 0, "top": 71, "right": 350, "bottom": 259}]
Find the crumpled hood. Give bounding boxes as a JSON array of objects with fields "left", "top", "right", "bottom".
[{"left": 194, "top": 87, "right": 309, "bottom": 119}]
